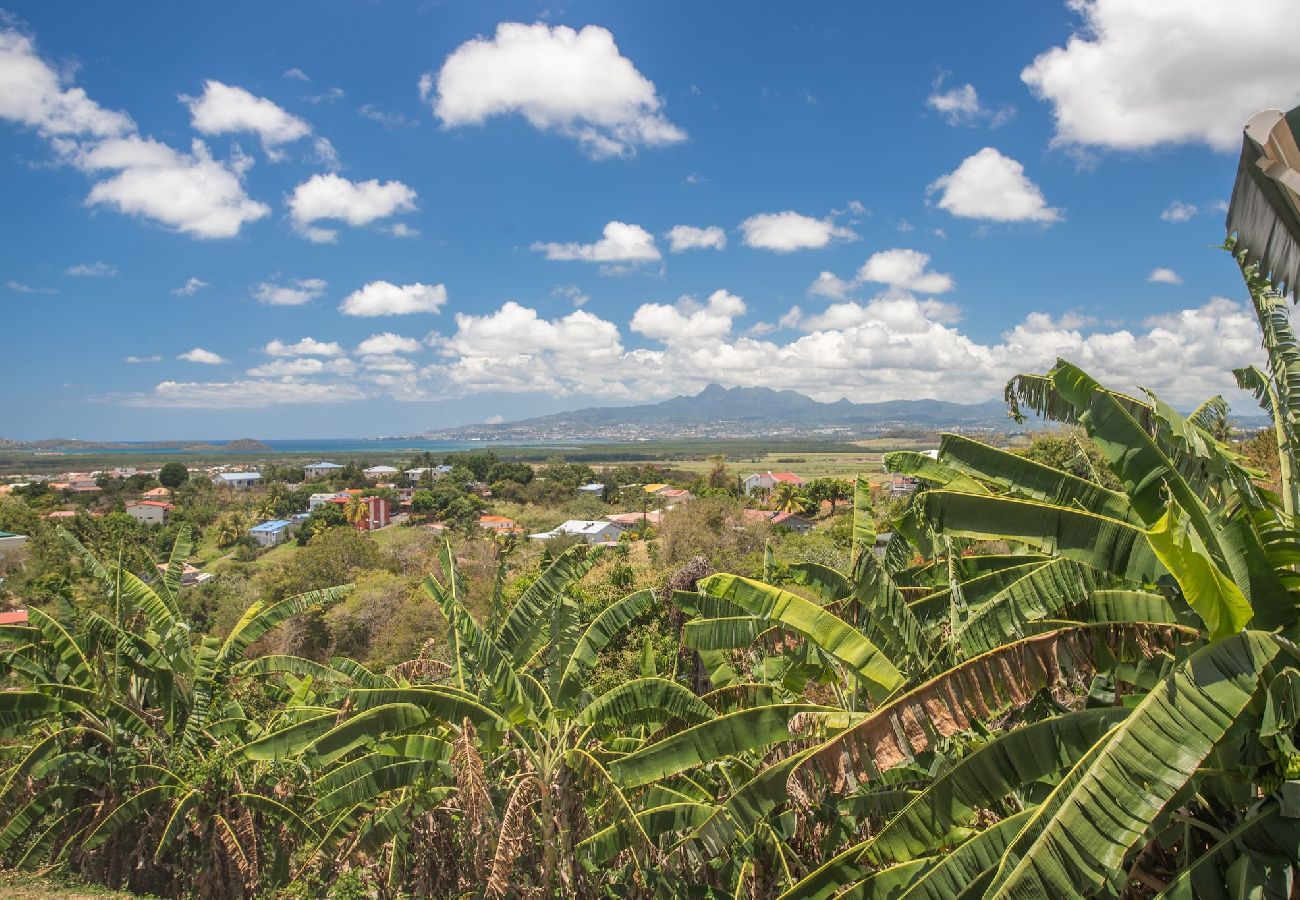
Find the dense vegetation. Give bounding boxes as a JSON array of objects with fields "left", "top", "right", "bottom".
[{"left": 3, "top": 250, "right": 1300, "bottom": 897}]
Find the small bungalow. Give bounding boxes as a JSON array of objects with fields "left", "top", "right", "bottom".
[
  {"left": 249, "top": 519, "right": 294, "bottom": 547},
  {"left": 642, "top": 483, "right": 670, "bottom": 496},
  {"left": 0, "top": 609, "right": 29, "bottom": 626},
  {"left": 363, "top": 465, "right": 400, "bottom": 479},
  {"left": 577, "top": 483, "right": 606, "bottom": 496},
  {"left": 213, "top": 472, "right": 262, "bottom": 490},
  {"left": 125, "top": 500, "right": 173, "bottom": 526},
  {"left": 140, "top": 486, "right": 171, "bottom": 500},
  {"left": 770, "top": 512, "right": 815, "bottom": 534},
  {"left": 479, "top": 515, "right": 523, "bottom": 534},
  {"left": 304, "top": 461, "right": 345, "bottom": 479},
  {"left": 660, "top": 488, "right": 694, "bottom": 503},
  {"left": 529, "top": 520, "right": 623, "bottom": 545}
]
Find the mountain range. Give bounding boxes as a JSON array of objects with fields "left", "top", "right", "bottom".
[{"left": 419, "top": 385, "right": 1017, "bottom": 440}]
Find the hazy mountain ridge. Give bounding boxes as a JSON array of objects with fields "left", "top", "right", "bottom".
[{"left": 418, "top": 384, "right": 1017, "bottom": 439}]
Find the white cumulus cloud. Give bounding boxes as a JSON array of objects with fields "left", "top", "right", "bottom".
[
  {"left": 428, "top": 22, "right": 685, "bottom": 159},
  {"left": 926, "top": 77, "right": 1014, "bottom": 128},
  {"left": 182, "top": 80, "right": 311, "bottom": 159},
  {"left": 630, "top": 289, "right": 747, "bottom": 345},
  {"left": 124, "top": 379, "right": 365, "bottom": 408},
  {"left": 532, "top": 220, "right": 660, "bottom": 262},
  {"left": 287, "top": 173, "right": 418, "bottom": 243},
  {"left": 666, "top": 225, "right": 727, "bottom": 253},
  {"left": 739, "top": 211, "right": 857, "bottom": 252},
  {"left": 253, "top": 278, "right": 327, "bottom": 307},
  {"left": 1021, "top": 0, "right": 1300, "bottom": 152},
  {"left": 340, "top": 281, "right": 447, "bottom": 316},
  {"left": 264, "top": 337, "right": 344, "bottom": 357},
  {"left": 177, "top": 347, "right": 227, "bottom": 365},
  {"left": 1161, "top": 201, "right": 1198, "bottom": 223},
  {"left": 1148, "top": 267, "right": 1183, "bottom": 284},
  {"left": 0, "top": 28, "right": 266, "bottom": 239},
  {"left": 928, "top": 148, "right": 1061, "bottom": 223},
  {"left": 357, "top": 332, "right": 422, "bottom": 355}
]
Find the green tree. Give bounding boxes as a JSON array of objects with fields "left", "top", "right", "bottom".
[{"left": 158, "top": 461, "right": 189, "bottom": 489}]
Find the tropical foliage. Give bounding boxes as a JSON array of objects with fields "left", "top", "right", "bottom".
[{"left": 4, "top": 256, "right": 1300, "bottom": 896}]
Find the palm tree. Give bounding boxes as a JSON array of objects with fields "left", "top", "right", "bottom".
[
  {"left": 771, "top": 481, "right": 809, "bottom": 514},
  {"left": 215, "top": 511, "right": 248, "bottom": 547},
  {"left": 343, "top": 494, "right": 369, "bottom": 530}
]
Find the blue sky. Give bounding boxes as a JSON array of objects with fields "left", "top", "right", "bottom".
[{"left": 1, "top": 1, "right": 1296, "bottom": 440}]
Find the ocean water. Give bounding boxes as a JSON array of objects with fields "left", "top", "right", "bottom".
[{"left": 35, "top": 438, "right": 601, "bottom": 457}]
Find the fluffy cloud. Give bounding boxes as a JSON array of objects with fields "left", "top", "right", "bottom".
[
  {"left": 630, "top": 290, "right": 747, "bottom": 345},
  {"left": 809, "top": 249, "right": 954, "bottom": 299},
  {"left": 666, "top": 225, "right": 726, "bottom": 252},
  {"left": 356, "top": 332, "right": 422, "bottom": 355},
  {"left": 253, "top": 278, "right": 327, "bottom": 307},
  {"left": 172, "top": 277, "right": 208, "bottom": 296},
  {"left": 76, "top": 136, "right": 270, "bottom": 238},
  {"left": 0, "top": 29, "right": 133, "bottom": 138},
  {"left": 283, "top": 68, "right": 311, "bottom": 82},
  {"left": 412, "top": 296, "right": 1257, "bottom": 408},
  {"left": 926, "top": 78, "right": 1014, "bottom": 128},
  {"left": 1161, "top": 201, "right": 1198, "bottom": 223},
  {"left": 1022, "top": 0, "right": 1300, "bottom": 152},
  {"left": 0, "top": 29, "right": 267, "bottom": 239},
  {"left": 428, "top": 22, "right": 685, "bottom": 158},
  {"left": 808, "top": 272, "right": 855, "bottom": 300},
  {"left": 124, "top": 378, "right": 365, "bottom": 408},
  {"left": 532, "top": 221, "right": 660, "bottom": 262},
  {"left": 928, "top": 148, "right": 1060, "bottom": 223},
  {"left": 287, "top": 173, "right": 418, "bottom": 242},
  {"left": 264, "top": 337, "right": 343, "bottom": 357},
  {"left": 246, "top": 357, "right": 347, "bottom": 378},
  {"left": 66, "top": 261, "right": 115, "bottom": 277},
  {"left": 858, "top": 249, "right": 954, "bottom": 293},
  {"left": 177, "top": 347, "right": 227, "bottom": 365},
  {"left": 1148, "top": 267, "right": 1183, "bottom": 284},
  {"left": 182, "top": 80, "right": 310, "bottom": 158},
  {"left": 340, "top": 281, "right": 447, "bottom": 316},
  {"left": 739, "top": 212, "right": 857, "bottom": 252}
]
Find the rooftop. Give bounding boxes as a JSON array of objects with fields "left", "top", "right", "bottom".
[{"left": 250, "top": 519, "right": 292, "bottom": 533}]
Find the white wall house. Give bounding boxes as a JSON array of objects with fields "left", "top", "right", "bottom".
[
  {"left": 213, "top": 472, "right": 262, "bottom": 490},
  {"left": 309, "top": 492, "right": 347, "bottom": 510},
  {"left": 363, "top": 465, "right": 400, "bottom": 479},
  {"left": 528, "top": 520, "right": 623, "bottom": 544},
  {"left": 742, "top": 471, "right": 804, "bottom": 496},
  {"left": 125, "top": 501, "right": 172, "bottom": 525},
  {"left": 249, "top": 519, "right": 293, "bottom": 547},
  {"left": 304, "top": 461, "right": 344, "bottom": 479}
]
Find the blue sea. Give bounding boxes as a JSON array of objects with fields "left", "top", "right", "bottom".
[{"left": 40, "top": 438, "right": 605, "bottom": 456}]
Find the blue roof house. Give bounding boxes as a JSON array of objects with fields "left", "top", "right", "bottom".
[{"left": 249, "top": 519, "right": 293, "bottom": 547}]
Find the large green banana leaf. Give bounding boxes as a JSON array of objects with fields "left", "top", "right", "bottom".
[
  {"left": 985, "top": 630, "right": 1279, "bottom": 898},
  {"left": 922, "top": 491, "right": 1164, "bottom": 584},
  {"left": 698, "top": 574, "right": 905, "bottom": 697}
]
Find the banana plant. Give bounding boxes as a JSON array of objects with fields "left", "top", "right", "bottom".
[{"left": 0, "top": 527, "right": 351, "bottom": 898}]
